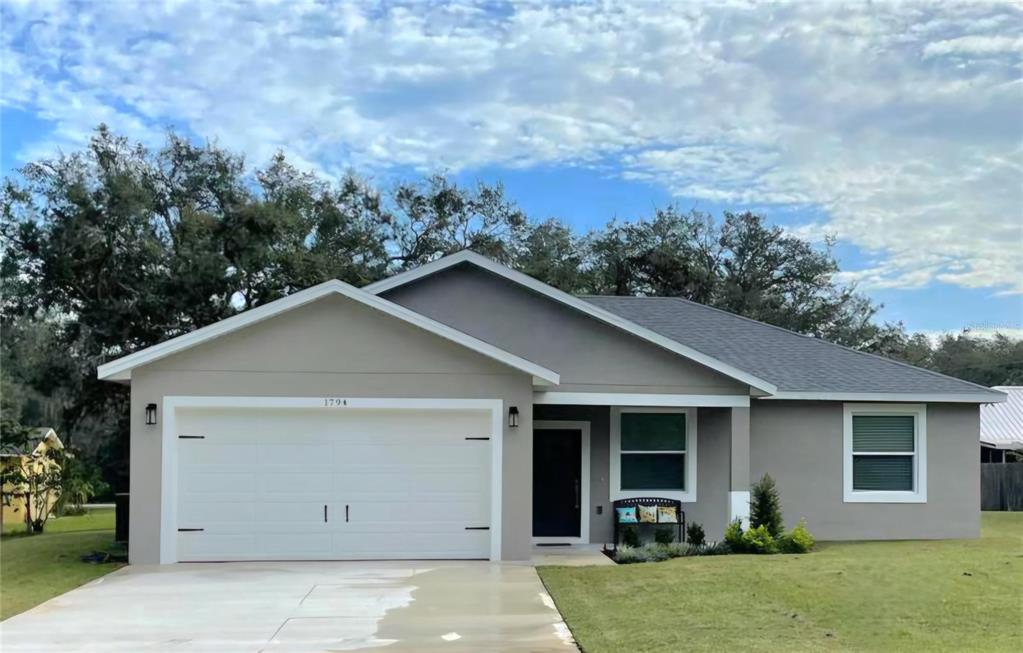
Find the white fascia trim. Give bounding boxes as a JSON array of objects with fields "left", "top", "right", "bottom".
[
  {"left": 160, "top": 396, "right": 504, "bottom": 563},
  {"left": 609, "top": 406, "right": 697, "bottom": 504},
  {"left": 843, "top": 403, "right": 927, "bottom": 504},
  {"left": 764, "top": 391, "right": 1006, "bottom": 404},
  {"left": 533, "top": 420, "right": 591, "bottom": 544},
  {"left": 535, "top": 391, "right": 749, "bottom": 407},
  {"left": 365, "top": 251, "right": 776, "bottom": 395},
  {"left": 98, "top": 278, "right": 559, "bottom": 385}
]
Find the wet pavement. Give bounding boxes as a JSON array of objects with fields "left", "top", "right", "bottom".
[{"left": 0, "top": 561, "right": 577, "bottom": 652}]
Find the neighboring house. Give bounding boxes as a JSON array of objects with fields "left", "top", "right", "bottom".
[
  {"left": 980, "top": 387, "right": 1023, "bottom": 463},
  {"left": 1, "top": 427, "right": 65, "bottom": 526},
  {"left": 97, "top": 251, "right": 1007, "bottom": 565}
]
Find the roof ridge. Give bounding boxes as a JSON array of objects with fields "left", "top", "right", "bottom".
[{"left": 582, "top": 294, "right": 1001, "bottom": 396}]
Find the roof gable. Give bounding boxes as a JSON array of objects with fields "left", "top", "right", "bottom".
[
  {"left": 364, "top": 251, "right": 778, "bottom": 394},
  {"left": 97, "top": 279, "right": 560, "bottom": 385}
]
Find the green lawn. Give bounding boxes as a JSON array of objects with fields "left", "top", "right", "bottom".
[
  {"left": 539, "top": 513, "right": 1023, "bottom": 653},
  {"left": 1, "top": 508, "right": 124, "bottom": 620}
]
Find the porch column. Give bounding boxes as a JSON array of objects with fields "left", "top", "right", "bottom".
[{"left": 729, "top": 407, "right": 751, "bottom": 528}]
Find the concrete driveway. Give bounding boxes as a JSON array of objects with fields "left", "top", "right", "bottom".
[{"left": 0, "top": 561, "right": 576, "bottom": 652}]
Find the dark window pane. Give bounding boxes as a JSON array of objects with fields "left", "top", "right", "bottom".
[
  {"left": 621, "top": 453, "right": 685, "bottom": 490},
  {"left": 852, "top": 415, "right": 914, "bottom": 452},
  {"left": 621, "top": 413, "right": 686, "bottom": 451},
  {"left": 853, "top": 455, "right": 913, "bottom": 491}
]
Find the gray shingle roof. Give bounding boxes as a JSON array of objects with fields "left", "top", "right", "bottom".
[{"left": 583, "top": 296, "right": 1003, "bottom": 398}]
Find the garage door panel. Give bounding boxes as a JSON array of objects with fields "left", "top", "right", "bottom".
[
  {"left": 178, "top": 500, "right": 256, "bottom": 524},
  {"left": 345, "top": 500, "right": 487, "bottom": 523},
  {"left": 329, "top": 442, "right": 486, "bottom": 466},
  {"left": 259, "top": 444, "right": 326, "bottom": 465},
  {"left": 261, "top": 472, "right": 332, "bottom": 493},
  {"left": 180, "top": 470, "right": 257, "bottom": 494},
  {"left": 332, "top": 532, "right": 489, "bottom": 557},
  {"left": 175, "top": 406, "right": 492, "bottom": 561}
]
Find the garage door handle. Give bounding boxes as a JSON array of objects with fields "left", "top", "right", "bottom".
[
  {"left": 324, "top": 505, "right": 327, "bottom": 523},
  {"left": 345, "top": 504, "right": 349, "bottom": 522}
]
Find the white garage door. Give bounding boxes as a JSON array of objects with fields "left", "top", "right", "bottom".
[{"left": 175, "top": 406, "right": 493, "bottom": 561}]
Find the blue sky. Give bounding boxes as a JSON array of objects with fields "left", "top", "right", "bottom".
[{"left": 2, "top": 1, "right": 1021, "bottom": 335}]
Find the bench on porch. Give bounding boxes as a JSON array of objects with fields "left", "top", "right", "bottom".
[{"left": 611, "top": 497, "right": 685, "bottom": 548}]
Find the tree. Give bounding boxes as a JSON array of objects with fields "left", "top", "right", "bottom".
[
  {"left": 386, "top": 175, "right": 528, "bottom": 269},
  {"left": 5, "top": 124, "right": 1019, "bottom": 500},
  {"left": 513, "top": 219, "right": 586, "bottom": 292},
  {"left": 749, "top": 473, "right": 784, "bottom": 538}
]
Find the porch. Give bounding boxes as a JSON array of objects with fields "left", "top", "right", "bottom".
[{"left": 530, "top": 394, "right": 751, "bottom": 549}]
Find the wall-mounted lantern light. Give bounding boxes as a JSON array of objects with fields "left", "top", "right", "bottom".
[
  {"left": 145, "top": 403, "right": 158, "bottom": 426},
  {"left": 508, "top": 406, "right": 520, "bottom": 428}
]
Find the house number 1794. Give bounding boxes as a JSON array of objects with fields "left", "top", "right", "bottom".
[{"left": 323, "top": 398, "right": 348, "bottom": 407}]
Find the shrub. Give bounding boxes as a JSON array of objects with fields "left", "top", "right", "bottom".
[
  {"left": 617, "top": 540, "right": 733, "bottom": 563},
  {"left": 654, "top": 526, "right": 675, "bottom": 545},
  {"left": 662, "top": 542, "right": 690, "bottom": 557},
  {"left": 740, "top": 524, "right": 777, "bottom": 554},
  {"left": 750, "top": 473, "right": 784, "bottom": 538},
  {"left": 686, "top": 522, "right": 706, "bottom": 547},
  {"left": 621, "top": 525, "right": 641, "bottom": 548},
  {"left": 701, "top": 540, "right": 732, "bottom": 556},
  {"left": 779, "top": 518, "right": 815, "bottom": 554},
  {"left": 724, "top": 518, "right": 745, "bottom": 551},
  {"left": 643, "top": 544, "right": 671, "bottom": 562},
  {"left": 614, "top": 545, "right": 645, "bottom": 564}
]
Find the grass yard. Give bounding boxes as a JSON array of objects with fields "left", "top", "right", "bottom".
[
  {"left": 1, "top": 508, "right": 124, "bottom": 620},
  {"left": 539, "top": 513, "right": 1023, "bottom": 653}
]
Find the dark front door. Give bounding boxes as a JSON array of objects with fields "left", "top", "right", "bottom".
[{"left": 533, "top": 429, "right": 582, "bottom": 538}]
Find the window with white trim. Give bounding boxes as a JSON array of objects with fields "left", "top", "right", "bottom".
[
  {"left": 843, "top": 404, "right": 926, "bottom": 503},
  {"left": 610, "top": 407, "right": 696, "bottom": 502}
]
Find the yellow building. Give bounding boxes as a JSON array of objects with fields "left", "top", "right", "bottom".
[{"left": 1, "top": 428, "right": 64, "bottom": 528}]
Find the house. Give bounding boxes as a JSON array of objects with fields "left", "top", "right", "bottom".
[
  {"left": 97, "top": 251, "right": 1007, "bottom": 564},
  {"left": 1, "top": 427, "right": 65, "bottom": 526},
  {"left": 980, "top": 386, "right": 1023, "bottom": 463}
]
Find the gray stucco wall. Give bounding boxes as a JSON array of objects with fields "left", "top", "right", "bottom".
[
  {"left": 128, "top": 294, "right": 535, "bottom": 564},
  {"left": 750, "top": 401, "right": 980, "bottom": 540},
  {"left": 383, "top": 265, "right": 749, "bottom": 395},
  {"left": 534, "top": 405, "right": 733, "bottom": 544}
]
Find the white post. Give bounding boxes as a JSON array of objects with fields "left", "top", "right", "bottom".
[{"left": 728, "top": 407, "right": 751, "bottom": 529}]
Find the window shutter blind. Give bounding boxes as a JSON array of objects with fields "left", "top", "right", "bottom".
[
  {"left": 852, "top": 415, "right": 914, "bottom": 452},
  {"left": 853, "top": 456, "right": 913, "bottom": 491}
]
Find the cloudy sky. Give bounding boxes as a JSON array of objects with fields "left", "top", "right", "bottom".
[{"left": 2, "top": 0, "right": 1021, "bottom": 334}]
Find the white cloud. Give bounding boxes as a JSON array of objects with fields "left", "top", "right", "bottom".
[
  {"left": 1, "top": 0, "right": 1021, "bottom": 293},
  {"left": 923, "top": 34, "right": 1023, "bottom": 57}
]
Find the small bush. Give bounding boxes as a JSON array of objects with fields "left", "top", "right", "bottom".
[
  {"left": 701, "top": 540, "right": 732, "bottom": 556},
  {"left": 621, "top": 525, "right": 641, "bottom": 548},
  {"left": 662, "top": 542, "right": 690, "bottom": 557},
  {"left": 686, "top": 522, "right": 706, "bottom": 546},
  {"left": 614, "top": 545, "right": 645, "bottom": 564},
  {"left": 779, "top": 518, "right": 815, "bottom": 554},
  {"left": 750, "top": 473, "right": 784, "bottom": 538},
  {"left": 724, "top": 518, "right": 744, "bottom": 551},
  {"left": 740, "top": 524, "right": 777, "bottom": 554},
  {"left": 643, "top": 544, "right": 671, "bottom": 562},
  {"left": 616, "top": 540, "right": 732, "bottom": 563},
  {"left": 654, "top": 526, "right": 675, "bottom": 545}
]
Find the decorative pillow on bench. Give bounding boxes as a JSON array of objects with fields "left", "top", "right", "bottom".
[
  {"left": 657, "top": 506, "right": 679, "bottom": 523},
  {"left": 615, "top": 506, "right": 638, "bottom": 523},
  {"left": 638, "top": 505, "right": 658, "bottom": 523}
]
